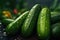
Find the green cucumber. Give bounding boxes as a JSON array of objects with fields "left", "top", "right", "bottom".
[
  {"left": 51, "top": 12, "right": 60, "bottom": 24},
  {"left": 52, "top": 23, "right": 60, "bottom": 38},
  {"left": 2, "top": 19, "right": 14, "bottom": 26},
  {"left": 21, "top": 4, "right": 41, "bottom": 37},
  {"left": 5, "top": 11, "right": 29, "bottom": 36},
  {"left": 37, "top": 8, "right": 51, "bottom": 40}
]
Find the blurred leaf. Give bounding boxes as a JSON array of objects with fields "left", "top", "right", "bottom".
[
  {"left": 54, "top": 3, "right": 60, "bottom": 11},
  {"left": 50, "top": 0, "right": 58, "bottom": 9}
]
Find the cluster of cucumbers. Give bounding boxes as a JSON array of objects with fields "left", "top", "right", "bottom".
[{"left": 2, "top": 4, "right": 60, "bottom": 40}]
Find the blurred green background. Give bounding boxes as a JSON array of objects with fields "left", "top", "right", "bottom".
[
  {"left": 0, "top": 0, "right": 60, "bottom": 20},
  {"left": 0, "top": 0, "right": 60, "bottom": 10}
]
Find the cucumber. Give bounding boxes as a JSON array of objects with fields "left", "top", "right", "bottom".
[
  {"left": 51, "top": 12, "right": 60, "bottom": 24},
  {"left": 21, "top": 4, "right": 41, "bottom": 37},
  {"left": 5, "top": 11, "right": 29, "bottom": 36},
  {"left": 52, "top": 23, "right": 60, "bottom": 38},
  {"left": 2, "top": 19, "right": 14, "bottom": 26},
  {"left": 37, "top": 8, "right": 51, "bottom": 40}
]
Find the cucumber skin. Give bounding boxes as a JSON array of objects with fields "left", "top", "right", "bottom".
[
  {"left": 5, "top": 11, "right": 29, "bottom": 36},
  {"left": 21, "top": 4, "right": 41, "bottom": 37},
  {"left": 37, "top": 8, "right": 51, "bottom": 39}
]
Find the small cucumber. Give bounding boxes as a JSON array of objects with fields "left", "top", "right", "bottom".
[
  {"left": 51, "top": 12, "right": 60, "bottom": 24},
  {"left": 2, "top": 19, "right": 14, "bottom": 26},
  {"left": 5, "top": 11, "right": 29, "bottom": 36},
  {"left": 21, "top": 4, "right": 41, "bottom": 37},
  {"left": 37, "top": 8, "right": 51, "bottom": 40}
]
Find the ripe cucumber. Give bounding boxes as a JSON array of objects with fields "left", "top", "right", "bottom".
[
  {"left": 51, "top": 12, "right": 60, "bottom": 24},
  {"left": 5, "top": 11, "right": 29, "bottom": 36},
  {"left": 37, "top": 8, "right": 51, "bottom": 40},
  {"left": 2, "top": 19, "right": 14, "bottom": 26},
  {"left": 21, "top": 4, "right": 41, "bottom": 37}
]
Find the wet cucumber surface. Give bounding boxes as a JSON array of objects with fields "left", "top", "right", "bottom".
[{"left": 0, "top": 20, "right": 38, "bottom": 40}]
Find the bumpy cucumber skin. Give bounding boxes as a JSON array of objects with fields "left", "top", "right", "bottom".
[
  {"left": 21, "top": 4, "right": 41, "bottom": 37},
  {"left": 5, "top": 11, "right": 29, "bottom": 36},
  {"left": 37, "top": 8, "right": 51, "bottom": 39}
]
